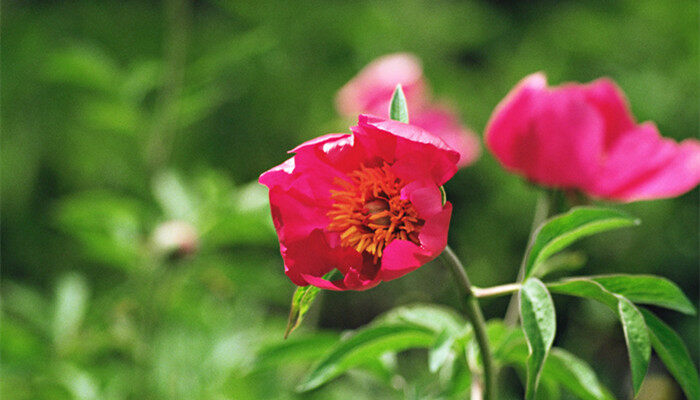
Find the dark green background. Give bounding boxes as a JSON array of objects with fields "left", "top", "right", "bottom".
[{"left": 2, "top": 0, "right": 697, "bottom": 398}]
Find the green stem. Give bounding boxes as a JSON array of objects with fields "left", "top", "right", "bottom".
[
  {"left": 440, "top": 246, "right": 495, "bottom": 400},
  {"left": 472, "top": 283, "right": 521, "bottom": 298},
  {"left": 146, "top": 0, "right": 189, "bottom": 170},
  {"left": 504, "top": 190, "right": 553, "bottom": 325}
]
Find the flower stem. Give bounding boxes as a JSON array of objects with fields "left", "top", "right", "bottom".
[
  {"left": 503, "top": 189, "right": 553, "bottom": 325},
  {"left": 440, "top": 245, "right": 495, "bottom": 400}
]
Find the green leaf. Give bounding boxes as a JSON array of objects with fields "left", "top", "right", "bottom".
[
  {"left": 617, "top": 297, "right": 651, "bottom": 396},
  {"left": 524, "top": 207, "right": 639, "bottom": 279},
  {"left": 356, "top": 353, "right": 398, "bottom": 386},
  {"left": 536, "top": 377, "right": 561, "bottom": 400},
  {"left": 298, "top": 304, "right": 466, "bottom": 392},
  {"left": 297, "top": 324, "right": 435, "bottom": 392},
  {"left": 591, "top": 274, "right": 695, "bottom": 315},
  {"left": 544, "top": 348, "right": 615, "bottom": 400},
  {"left": 520, "top": 278, "right": 556, "bottom": 400},
  {"left": 429, "top": 329, "right": 454, "bottom": 373},
  {"left": 548, "top": 278, "right": 619, "bottom": 310},
  {"left": 640, "top": 309, "right": 700, "bottom": 400},
  {"left": 534, "top": 251, "right": 587, "bottom": 279},
  {"left": 284, "top": 284, "right": 322, "bottom": 339},
  {"left": 43, "top": 45, "right": 120, "bottom": 92},
  {"left": 487, "top": 320, "right": 528, "bottom": 367},
  {"left": 53, "top": 273, "right": 89, "bottom": 346},
  {"left": 488, "top": 322, "right": 614, "bottom": 400},
  {"left": 255, "top": 332, "right": 339, "bottom": 369},
  {"left": 389, "top": 84, "right": 409, "bottom": 123},
  {"left": 152, "top": 170, "right": 196, "bottom": 221},
  {"left": 53, "top": 191, "right": 145, "bottom": 269},
  {"left": 442, "top": 350, "right": 472, "bottom": 398},
  {"left": 376, "top": 304, "right": 467, "bottom": 337},
  {"left": 379, "top": 304, "right": 468, "bottom": 373},
  {"left": 548, "top": 279, "right": 651, "bottom": 396}
]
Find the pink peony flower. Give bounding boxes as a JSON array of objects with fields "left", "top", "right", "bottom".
[
  {"left": 485, "top": 73, "right": 700, "bottom": 202},
  {"left": 259, "top": 115, "right": 459, "bottom": 290},
  {"left": 336, "top": 53, "right": 480, "bottom": 167}
]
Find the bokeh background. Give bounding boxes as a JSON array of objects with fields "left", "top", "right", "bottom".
[{"left": 2, "top": 0, "right": 698, "bottom": 399}]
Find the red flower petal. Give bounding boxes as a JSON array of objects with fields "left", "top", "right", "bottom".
[
  {"left": 486, "top": 73, "right": 700, "bottom": 201},
  {"left": 353, "top": 114, "right": 460, "bottom": 186},
  {"left": 260, "top": 115, "right": 458, "bottom": 290},
  {"left": 592, "top": 123, "right": 700, "bottom": 201}
]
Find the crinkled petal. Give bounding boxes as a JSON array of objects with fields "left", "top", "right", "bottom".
[
  {"left": 292, "top": 133, "right": 364, "bottom": 174},
  {"left": 290, "top": 133, "right": 352, "bottom": 154},
  {"left": 352, "top": 114, "right": 460, "bottom": 185},
  {"left": 378, "top": 203, "right": 451, "bottom": 282},
  {"left": 268, "top": 189, "right": 329, "bottom": 244},
  {"left": 591, "top": 123, "right": 700, "bottom": 201},
  {"left": 259, "top": 157, "right": 296, "bottom": 190},
  {"left": 300, "top": 253, "right": 381, "bottom": 291},
  {"left": 417, "top": 202, "right": 452, "bottom": 253},
  {"left": 400, "top": 180, "right": 443, "bottom": 218},
  {"left": 282, "top": 229, "right": 366, "bottom": 288},
  {"left": 336, "top": 53, "right": 427, "bottom": 117}
]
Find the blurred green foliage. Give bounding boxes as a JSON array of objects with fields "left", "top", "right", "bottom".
[{"left": 2, "top": 0, "right": 698, "bottom": 399}]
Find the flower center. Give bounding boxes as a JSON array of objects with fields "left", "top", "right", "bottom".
[{"left": 327, "top": 163, "right": 423, "bottom": 262}]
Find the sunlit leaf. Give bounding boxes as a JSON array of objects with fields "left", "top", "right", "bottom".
[
  {"left": 536, "top": 376, "right": 561, "bottom": 400},
  {"left": 520, "top": 278, "right": 556, "bottom": 400},
  {"left": 429, "top": 329, "right": 454, "bottom": 373},
  {"left": 120, "top": 60, "right": 162, "bottom": 102},
  {"left": 176, "top": 87, "right": 226, "bottom": 128},
  {"left": 442, "top": 350, "right": 472, "bottom": 398},
  {"left": 488, "top": 322, "right": 614, "bottom": 400},
  {"left": 255, "top": 332, "right": 340, "bottom": 369},
  {"left": 544, "top": 348, "right": 615, "bottom": 400},
  {"left": 152, "top": 170, "right": 197, "bottom": 221},
  {"left": 53, "top": 273, "right": 89, "bottom": 346},
  {"left": 298, "top": 304, "right": 467, "bottom": 392},
  {"left": 524, "top": 207, "right": 639, "bottom": 279},
  {"left": 53, "top": 192, "right": 145, "bottom": 269},
  {"left": 44, "top": 45, "right": 120, "bottom": 92},
  {"left": 534, "top": 251, "right": 587, "bottom": 279},
  {"left": 376, "top": 304, "right": 466, "bottom": 337},
  {"left": 297, "top": 324, "right": 436, "bottom": 392},
  {"left": 548, "top": 278, "right": 651, "bottom": 395},
  {"left": 550, "top": 272, "right": 696, "bottom": 317},
  {"left": 618, "top": 297, "right": 650, "bottom": 395},
  {"left": 548, "top": 278, "right": 619, "bottom": 310},
  {"left": 591, "top": 274, "right": 695, "bottom": 315},
  {"left": 640, "top": 309, "right": 699, "bottom": 400},
  {"left": 79, "top": 98, "right": 142, "bottom": 134}
]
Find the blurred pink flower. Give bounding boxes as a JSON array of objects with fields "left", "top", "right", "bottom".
[
  {"left": 336, "top": 53, "right": 480, "bottom": 167},
  {"left": 485, "top": 73, "right": 700, "bottom": 202},
  {"left": 259, "top": 115, "right": 459, "bottom": 290}
]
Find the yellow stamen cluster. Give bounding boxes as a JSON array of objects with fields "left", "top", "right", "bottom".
[{"left": 327, "top": 163, "right": 423, "bottom": 262}]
